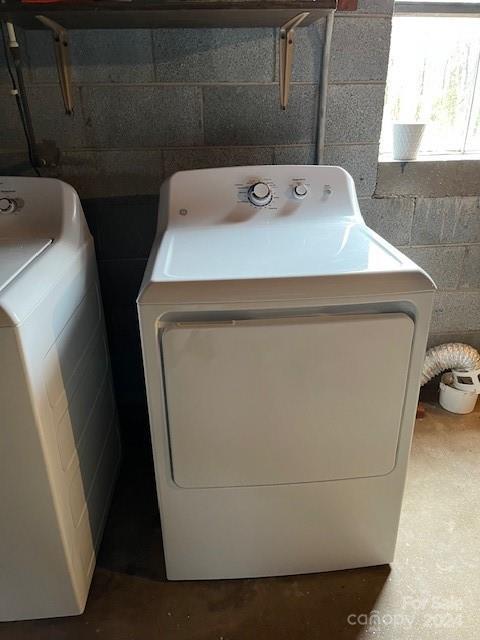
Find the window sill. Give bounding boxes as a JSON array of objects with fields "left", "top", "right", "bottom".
[
  {"left": 375, "top": 157, "right": 480, "bottom": 197},
  {"left": 379, "top": 153, "right": 480, "bottom": 163}
]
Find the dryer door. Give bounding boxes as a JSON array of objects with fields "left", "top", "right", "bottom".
[{"left": 162, "top": 313, "right": 414, "bottom": 489}]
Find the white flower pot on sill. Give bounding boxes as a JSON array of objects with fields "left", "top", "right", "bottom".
[{"left": 393, "top": 123, "right": 426, "bottom": 161}]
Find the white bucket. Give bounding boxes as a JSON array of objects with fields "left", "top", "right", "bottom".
[
  {"left": 393, "top": 123, "right": 426, "bottom": 161},
  {"left": 439, "top": 373, "right": 478, "bottom": 414},
  {"left": 451, "top": 368, "right": 480, "bottom": 393}
]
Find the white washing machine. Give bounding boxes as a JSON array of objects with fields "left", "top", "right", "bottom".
[
  {"left": 0, "top": 177, "right": 121, "bottom": 620},
  {"left": 137, "top": 165, "right": 435, "bottom": 580}
]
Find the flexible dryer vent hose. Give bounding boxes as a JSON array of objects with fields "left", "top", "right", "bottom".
[{"left": 421, "top": 343, "right": 480, "bottom": 386}]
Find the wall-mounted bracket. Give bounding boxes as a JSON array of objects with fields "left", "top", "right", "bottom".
[
  {"left": 279, "top": 12, "right": 309, "bottom": 110},
  {"left": 36, "top": 15, "right": 74, "bottom": 115}
]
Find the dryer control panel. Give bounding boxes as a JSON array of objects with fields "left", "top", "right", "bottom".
[
  {"left": 0, "top": 177, "right": 89, "bottom": 243},
  {"left": 163, "top": 165, "right": 363, "bottom": 228},
  {"left": 238, "top": 176, "right": 327, "bottom": 209}
]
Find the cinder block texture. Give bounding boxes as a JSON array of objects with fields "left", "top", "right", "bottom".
[
  {"left": 352, "top": 0, "right": 395, "bottom": 14},
  {"left": 330, "top": 17, "right": 391, "bottom": 82},
  {"left": 163, "top": 146, "right": 273, "bottom": 177},
  {"left": 203, "top": 85, "right": 318, "bottom": 146},
  {"left": 427, "top": 331, "right": 480, "bottom": 351},
  {"left": 1, "top": 89, "right": 26, "bottom": 147},
  {"left": 2, "top": 20, "right": 390, "bottom": 205},
  {"left": 93, "top": 150, "right": 164, "bottom": 197},
  {"left": 88, "top": 196, "right": 158, "bottom": 260},
  {"left": 324, "top": 145, "right": 379, "bottom": 197},
  {"left": 81, "top": 86, "right": 203, "bottom": 148},
  {"left": 26, "top": 29, "right": 155, "bottom": 84},
  {"left": 326, "top": 83, "right": 386, "bottom": 144},
  {"left": 359, "top": 196, "right": 414, "bottom": 246},
  {"left": 274, "top": 146, "right": 316, "bottom": 165},
  {"left": 0, "top": 151, "right": 31, "bottom": 173},
  {"left": 431, "top": 292, "right": 480, "bottom": 333},
  {"left": 73, "top": 30, "right": 154, "bottom": 83},
  {"left": 24, "top": 30, "right": 56, "bottom": 83},
  {"left": 402, "top": 246, "right": 465, "bottom": 290},
  {"left": 411, "top": 197, "right": 480, "bottom": 245},
  {"left": 3, "top": 15, "right": 477, "bottom": 352},
  {"left": 154, "top": 29, "right": 275, "bottom": 82},
  {"left": 377, "top": 160, "right": 480, "bottom": 197},
  {"left": 359, "top": 193, "right": 480, "bottom": 336},
  {"left": 27, "top": 86, "right": 86, "bottom": 149},
  {"left": 289, "top": 21, "right": 326, "bottom": 83},
  {"left": 459, "top": 245, "right": 480, "bottom": 290},
  {"left": 42, "top": 151, "right": 97, "bottom": 197}
]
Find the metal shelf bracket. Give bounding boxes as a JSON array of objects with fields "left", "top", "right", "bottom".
[
  {"left": 279, "top": 11, "right": 309, "bottom": 110},
  {"left": 36, "top": 15, "right": 74, "bottom": 115}
]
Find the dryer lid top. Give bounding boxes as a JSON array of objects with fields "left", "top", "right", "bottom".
[
  {"left": 0, "top": 238, "right": 52, "bottom": 294},
  {"left": 152, "top": 221, "right": 413, "bottom": 282},
  {"left": 138, "top": 165, "right": 435, "bottom": 303}
]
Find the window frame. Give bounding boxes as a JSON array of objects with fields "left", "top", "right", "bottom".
[
  {"left": 377, "top": 0, "right": 480, "bottom": 196},
  {"left": 380, "top": 1, "right": 480, "bottom": 159},
  {"left": 395, "top": 2, "right": 480, "bottom": 16}
]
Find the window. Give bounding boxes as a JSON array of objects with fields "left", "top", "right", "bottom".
[{"left": 380, "top": 2, "right": 480, "bottom": 158}]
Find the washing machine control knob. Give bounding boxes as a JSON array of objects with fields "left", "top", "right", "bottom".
[
  {"left": 293, "top": 184, "right": 309, "bottom": 200},
  {"left": 0, "top": 197, "right": 17, "bottom": 214},
  {"left": 248, "top": 182, "right": 272, "bottom": 207}
]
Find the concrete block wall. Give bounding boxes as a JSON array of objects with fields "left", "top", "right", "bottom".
[
  {"left": 2, "top": 0, "right": 479, "bottom": 422},
  {"left": 1, "top": 4, "right": 393, "bottom": 195},
  {"left": 1, "top": 4, "right": 396, "bottom": 426},
  {"left": 362, "top": 195, "right": 480, "bottom": 351}
]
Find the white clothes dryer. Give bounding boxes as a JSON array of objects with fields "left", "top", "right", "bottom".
[{"left": 138, "top": 165, "right": 435, "bottom": 580}]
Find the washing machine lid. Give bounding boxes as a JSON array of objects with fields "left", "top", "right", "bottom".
[{"left": 0, "top": 238, "right": 52, "bottom": 295}]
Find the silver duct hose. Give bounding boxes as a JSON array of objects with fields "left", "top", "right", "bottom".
[{"left": 421, "top": 343, "right": 480, "bottom": 386}]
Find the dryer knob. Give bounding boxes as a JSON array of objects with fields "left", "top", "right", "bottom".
[
  {"left": 0, "top": 197, "right": 16, "bottom": 214},
  {"left": 248, "top": 182, "right": 272, "bottom": 207},
  {"left": 293, "top": 184, "right": 309, "bottom": 200}
]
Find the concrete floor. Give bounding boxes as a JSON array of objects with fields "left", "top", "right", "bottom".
[{"left": 1, "top": 398, "right": 479, "bottom": 640}]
